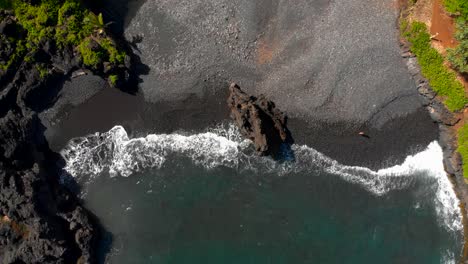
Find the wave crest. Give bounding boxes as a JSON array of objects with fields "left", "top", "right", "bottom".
[{"left": 60, "top": 124, "right": 463, "bottom": 233}]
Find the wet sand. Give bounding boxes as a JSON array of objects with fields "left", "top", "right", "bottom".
[
  {"left": 37, "top": 0, "right": 436, "bottom": 170},
  {"left": 41, "top": 0, "right": 439, "bottom": 169},
  {"left": 42, "top": 74, "right": 437, "bottom": 171}
]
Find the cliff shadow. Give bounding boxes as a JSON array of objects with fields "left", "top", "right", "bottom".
[
  {"left": 31, "top": 117, "right": 113, "bottom": 264},
  {"left": 82, "top": 0, "right": 150, "bottom": 95},
  {"left": 85, "top": 0, "right": 147, "bottom": 36},
  {"left": 48, "top": 151, "right": 114, "bottom": 264}
]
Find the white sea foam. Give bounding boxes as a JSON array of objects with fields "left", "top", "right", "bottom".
[
  {"left": 442, "top": 249, "right": 456, "bottom": 264},
  {"left": 61, "top": 124, "right": 463, "bottom": 235}
]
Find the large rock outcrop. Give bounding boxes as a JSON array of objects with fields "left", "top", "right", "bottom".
[
  {"left": 0, "top": 63, "right": 98, "bottom": 264},
  {"left": 227, "top": 83, "right": 293, "bottom": 157},
  {"left": 0, "top": 10, "right": 109, "bottom": 264},
  {"left": 0, "top": 1, "right": 146, "bottom": 261}
]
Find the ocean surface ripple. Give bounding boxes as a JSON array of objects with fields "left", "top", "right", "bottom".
[{"left": 60, "top": 124, "right": 463, "bottom": 235}]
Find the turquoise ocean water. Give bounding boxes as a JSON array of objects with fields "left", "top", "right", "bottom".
[{"left": 61, "top": 124, "right": 463, "bottom": 264}]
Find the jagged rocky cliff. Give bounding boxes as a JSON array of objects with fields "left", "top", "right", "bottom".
[{"left": 0, "top": 8, "right": 136, "bottom": 263}]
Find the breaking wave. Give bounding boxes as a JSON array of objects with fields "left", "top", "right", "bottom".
[{"left": 60, "top": 124, "right": 463, "bottom": 235}]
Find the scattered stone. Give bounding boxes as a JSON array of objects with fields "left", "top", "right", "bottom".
[
  {"left": 427, "top": 102, "right": 461, "bottom": 126},
  {"left": 417, "top": 83, "right": 436, "bottom": 98},
  {"left": 401, "top": 51, "right": 413, "bottom": 58},
  {"left": 358, "top": 131, "right": 370, "bottom": 138},
  {"left": 72, "top": 70, "right": 87, "bottom": 79}
]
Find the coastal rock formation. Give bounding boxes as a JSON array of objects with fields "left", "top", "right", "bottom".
[
  {"left": 0, "top": 7, "right": 139, "bottom": 263},
  {"left": 227, "top": 83, "right": 293, "bottom": 157},
  {"left": 400, "top": 39, "right": 468, "bottom": 261},
  {"left": 0, "top": 60, "right": 98, "bottom": 263}
]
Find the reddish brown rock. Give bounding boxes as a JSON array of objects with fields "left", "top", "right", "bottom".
[{"left": 227, "top": 83, "right": 293, "bottom": 157}]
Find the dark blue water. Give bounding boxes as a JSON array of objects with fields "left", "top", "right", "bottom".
[{"left": 61, "top": 126, "right": 463, "bottom": 264}]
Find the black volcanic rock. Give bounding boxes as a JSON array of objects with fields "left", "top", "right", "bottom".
[
  {"left": 0, "top": 0, "right": 148, "bottom": 261},
  {"left": 0, "top": 83, "right": 99, "bottom": 263},
  {"left": 227, "top": 83, "right": 293, "bottom": 157},
  {"left": 0, "top": 10, "right": 104, "bottom": 264}
]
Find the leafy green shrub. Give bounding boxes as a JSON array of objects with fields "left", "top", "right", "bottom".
[
  {"left": 444, "top": 0, "right": 468, "bottom": 74},
  {"left": 0, "top": 37, "right": 26, "bottom": 72},
  {"left": 109, "top": 74, "right": 118, "bottom": 85},
  {"left": 402, "top": 21, "right": 467, "bottom": 111},
  {"left": 13, "top": 1, "right": 56, "bottom": 50},
  {"left": 100, "top": 38, "right": 125, "bottom": 64},
  {"left": 35, "top": 64, "right": 49, "bottom": 78},
  {"left": 0, "top": 0, "right": 126, "bottom": 72},
  {"left": 84, "top": 12, "right": 105, "bottom": 30},
  {"left": 79, "top": 39, "right": 104, "bottom": 68},
  {"left": 444, "top": 0, "right": 468, "bottom": 22},
  {"left": 56, "top": 0, "right": 88, "bottom": 47},
  {"left": 447, "top": 20, "right": 468, "bottom": 74},
  {"left": 458, "top": 124, "right": 468, "bottom": 178}
]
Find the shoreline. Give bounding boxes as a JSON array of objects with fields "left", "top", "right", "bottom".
[
  {"left": 40, "top": 63, "right": 465, "bottom": 262},
  {"left": 3, "top": 0, "right": 462, "bottom": 262},
  {"left": 398, "top": 32, "right": 468, "bottom": 262},
  {"left": 43, "top": 76, "right": 438, "bottom": 171}
]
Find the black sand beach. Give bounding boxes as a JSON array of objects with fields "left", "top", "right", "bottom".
[
  {"left": 31, "top": 0, "right": 468, "bottom": 262},
  {"left": 42, "top": 0, "right": 439, "bottom": 170},
  {"left": 3, "top": 0, "right": 466, "bottom": 263},
  {"left": 42, "top": 78, "right": 438, "bottom": 171}
]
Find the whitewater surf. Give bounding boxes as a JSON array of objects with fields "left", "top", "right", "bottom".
[{"left": 60, "top": 124, "right": 463, "bottom": 263}]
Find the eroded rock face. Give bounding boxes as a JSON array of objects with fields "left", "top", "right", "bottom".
[
  {"left": 0, "top": 12, "right": 99, "bottom": 264},
  {"left": 0, "top": 73, "right": 98, "bottom": 263},
  {"left": 227, "top": 83, "right": 293, "bottom": 157}
]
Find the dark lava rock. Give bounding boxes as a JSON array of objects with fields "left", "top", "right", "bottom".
[
  {"left": 0, "top": 14, "right": 22, "bottom": 38},
  {"left": 0, "top": 162, "right": 97, "bottom": 264},
  {"left": 227, "top": 83, "right": 293, "bottom": 157},
  {"left": 427, "top": 101, "right": 461, "bottom": 126},
  {"left": 0, "top": 13, "right": 102, "bottom": 264},
  {"left": 0, "top": 69, "right": 98, "bottom": 263}
]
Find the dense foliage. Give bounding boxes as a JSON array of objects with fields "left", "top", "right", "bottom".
[
  {"left": 401, "top": 21, "right": 467, "bottom": 111},
  {"left": 458, "top": 124, "right": 468, "bottom": 178},
  {"left": 0, "top": 0, "right": 125, "bottom": 72},
  {"left": 447, "top": 23, "right": 468, "bottom": 74},
  {"left": 444, "top": 0, "right": 468, "bottom": 22},
  {"left": 444, "top": 0, "right": 468, "bottom": 74},
  {"left": 0, "top": 0, "right": 11, "bottom": 9},
  {"left": 109, "top": 74, "right": 118, "bottom": 85}
]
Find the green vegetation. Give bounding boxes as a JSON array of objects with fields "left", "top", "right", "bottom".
[
  {"left": 35, "top": 64, "right": 49, "bottom": 79},
  {"left": 0, "top": 36, "right": 26, "bottom": 72},
  {"left": 100, "top": 38, "right": 125, "bottom": 64},
  {"left": 444, "top": 0, "right": 468, "bottom": 74},
  {"left": 55, "top": 0, "right": 92, "bottom": 47},
  {"left": 438, "top": 1, "right": 468, "bottom": 177},
  {"left": 0, "top": 0, "right": 12, "bottom": 9},
  {"left": 458, "top": 124, "right": 468, "bottom": 178},
  {"left": 447, "top": 24, "right": 468, "bottom": 74},
  {"left": 109, "top": 74, "right": 118, "bottom": 86},
  {"left": 409, "top": 0, "right": 417, "bottom": 6},
  {"left": 401, "top": 21, "right": 467, "bottom": 111},
  {"left": 0, "top": 0, "right": 126, "bottom": 73},
  {"left": 79, "top": 39, "right": 104, "bottom": 68},
  {"left": 444, "top": 0, "right": 468, "bottom": 22}
]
